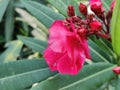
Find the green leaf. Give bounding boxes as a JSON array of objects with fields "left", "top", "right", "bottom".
[
  {"left": 0, "top": 0, "right": 10, "bottom": 22},
  {"left": 96, "top": 38, "right": 114, "bottom": 56},
  {"left": 21, "top": 0, "right": 64, "bottom": 28},
  {"left": 89, "top": 39, "right": 112, "bottom": 63},
  {"left": 14, "top": 0, "right": 24, "bottom": 8},
  {"left": 0, "top": 58, "right": 48, "bottom": 78},
  {"left": 107, "top": 78, "right": 120, "bottom": 90},
  {"left": 111, "top": 0, "right": 120, "bottom": 56},
  {"left": 0, "top": 36, "right": 5, "bottom": 43},
  {"left": 115, "top": 79, "right": 120, "bottom": 90},
  {"left": 101, "top": 0, "right": 113, "bottom": 11},
  {"left": 0, "top": 40, "right": 23, "bottom": 62},
  {"left": 18, "top": 36, "right": 47, "bottom": 54},
  {"left": 5, "top": 0, "right": 15, "bottom": 42},
  {"left": 0, "top": 68, "right": 57, "bottom": 90},
  {"left": 47, "top": 0, "right": 81, "bottom": 16},
  {"left": 31, "top": 0, "right": 47, "bottom": 4},
  {"left": 30, "top": 63, "right": 115, "bottom": 90},
  {"left": 90, "top": 36, "right": 114, "bottom": 56}
]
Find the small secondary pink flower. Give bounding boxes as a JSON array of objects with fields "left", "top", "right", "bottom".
[
  {"left": 44, "top": 20, "right": 91, "bottom": 75},
  {"left": 112, "top": 67, "right": 120, "bottom": 74}
]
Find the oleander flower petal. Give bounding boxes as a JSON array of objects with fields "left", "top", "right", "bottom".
[{"left": 48, "top": 20, "right": 68, "bottom": 53}]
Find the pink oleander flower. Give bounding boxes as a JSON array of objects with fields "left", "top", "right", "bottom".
[
  {"left": 44, "top": 20, "right": 91, "bottom": 75},
  {"left": 112, "top": 67, "right": 120, "bottom": 74}
]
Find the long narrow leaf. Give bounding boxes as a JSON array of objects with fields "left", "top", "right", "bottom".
[
  {"left": 111, "top": 0, "right": 120, "bottom": 56},
  {"left": 5, "top": 0, "right": 15, "bottom": 42},
  {"left": 0, "top": 0, "right": 10, "bottom": 21},
  {"left": 89, "top": 39, "right": 111, "bottom": 63},
  {"left": 0, "top": 68, "right": 57, "bottom": 90},
  {"left": 47, "top": 0, "right": 81, "bottom": 16},
  {"left": 0, "top": 58, "right": 47, "bottom": 78},
  {"left": 0, "top": 40, "right": 23, "bottom": 62},
  {"left": 18, "top": 36, "right": 47, "bottom": 54},
  {"left": 30, "top": 63, "right": 115, "bottom": 90},
  {"left": 21, "top": 0, "right": 64, "bottom": 28}
]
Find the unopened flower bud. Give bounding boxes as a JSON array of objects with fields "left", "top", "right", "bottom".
[
  {"left": 106, "top": 0, "right": 116, "bottom": 25},
  {"left": 87, "top": 14, "right": 94, "bottom": 23},
  {"left": 90, "top": 2, "right": 105, "bottom": 20},
  {"left": 78, "top": 28, "right": 88, "bottom": 38},
  {"left": 90, "top": 20, "right": 102, "bottom": 31},
  {"left": 91, "top": 2, "right": 104, "bottom": 14},
  {"left": 67, "top": 5, "right": 75, "bottom": 17},
  {"left": 110, "top": 0, "right": 116, "bottom": 10},
  {"left": 112, "top": 67, "right": 120, "bottom": 74},
  {"left": 79, "top": 3, "right": 87, "bottom": 16}
]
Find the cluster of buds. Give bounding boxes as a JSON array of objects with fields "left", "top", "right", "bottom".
[
  {"left": 65, "top": 0, "right": 116, "bottom": 41},
  {"left": 66, "top": 1, "right": 120, "bottom": 75}
]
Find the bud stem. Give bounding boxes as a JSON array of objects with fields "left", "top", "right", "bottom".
[{"left": 97, "top": 32, "right": 111, "bottom": 41}]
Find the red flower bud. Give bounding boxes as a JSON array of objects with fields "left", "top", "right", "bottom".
[
  {"left": 87, "top": 14, "right": 94, "bottom": 23},
  {"left": 79, "top": 3, "right": 87, "bottom": 16},
  {"left": 67, "top": 5, "right": 75, "bottom": 17},
  {"left": 112, "top": 67, "right": 120, "bottom": 74},
  {"left": 90, "top": 20, "right": 102, "bottom": 31},
  {"left": 90, "top": 1, "right": 104, "bottom": 20},
  {"left": 78, "top": 28, "right": 88, "bottom": 38},
  {"left": 110, "top": 0, "right": 116, "bottom": 10}
]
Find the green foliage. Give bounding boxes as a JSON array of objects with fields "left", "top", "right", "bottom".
[
  {"left": 5, "top": 0, "right": 15, "bottom": 42},
  {"left": 18, "top": 36, "right": 47, "bottom": 54},
  {"left": 21, "top": 0, "right": 64, "bottom": 28},
  {"left": 89, "top": 39, "right": 112, "bottom": 63},
  {"left": 115, "top": 79, "right": 120, "bottom": 90},
  {"left": 0, "top": 0, "right": 119, "bottom": 90},
  {"left": 30, "top": 63, "right": 115, "bottom": 90},
  {"left": 101, "top": 0, "right": 113, "bottom": 11},
  {"left": 47, "top": 0, "right": 81, "bottom": 16},
  {"left": 0, "top": 40, "right": 23, "bottom": 62},
  {"left": 0, "top": 0, "right": 10, "bottom": 21},
  {"left": 0, "top": 58, "right": 47, "bottom": 78},
  {"left": 111, "top": 0, "right": 120, "bottom": 56},
  {"left": 0, "top": 59, "right": 57, "bottom": 90}
]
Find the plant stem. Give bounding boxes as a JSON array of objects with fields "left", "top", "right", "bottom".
[{"left": 97, "top": 32, "right": 111, "bottom": 41}]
